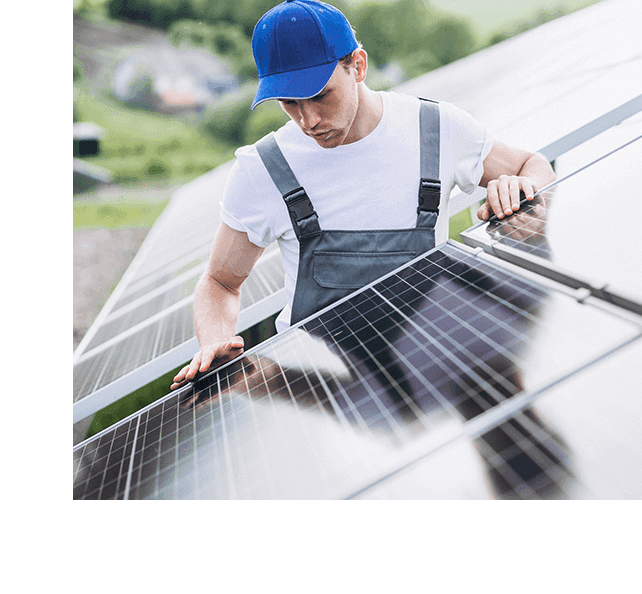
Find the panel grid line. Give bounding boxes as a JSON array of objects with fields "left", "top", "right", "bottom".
[
  {"left": 74, "top": 242, "right": 642, "bottom": 499},
  {"left": 123, "top": 415, "right": 141, "bottom": 500}
]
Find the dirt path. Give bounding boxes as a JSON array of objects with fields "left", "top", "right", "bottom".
[
  {"left": 73, "top": 178, "right": 185, "bottom": 352},
  {"left": 73, "top": 227, "right": 149, "bottom": 352}
]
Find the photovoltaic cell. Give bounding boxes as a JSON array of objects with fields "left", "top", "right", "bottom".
[
  {"left": 73, "top": 416, "right": 139, "bottom": 500},
  {"left": 73, "top": 242, "right": 642, "bottom": 499},
  {"left": 123, "top": 234, "right": 211, "bottom": 287},
  {"left": 73, "top": 303, "right": 194, "bottom": 403}
]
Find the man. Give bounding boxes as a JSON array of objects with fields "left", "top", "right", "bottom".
[{"left": 171, "top": 0, "right": 555, "bottom": 391}]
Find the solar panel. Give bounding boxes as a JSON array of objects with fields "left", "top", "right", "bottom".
[
  {"left": 73, "top": 0, "right": 642, "bottom": 492},
  {"left": 73, "top": 248, "right": 286, "bottom": 423},
  {"left": 73, "top": 242, "right": 642, "bottom": 499},
  {"left": 76, "top": 246, "right": 281, "bottom": 361},
  {"left": 73, "top": 161, "right": 287, "bottom": 426},
  {"left": 81, "top": 274, "right": 201, "bottom": 353},
  {"left": 396, "top": 0, "right": 642, "bottom": 153},
  {"left": 73, "top": 163, "right": 235, "bottom": 361},
  {"left": 357, "top": 328, "right": 642, "bottom": 501},
  {"left": 396, "top": 1, "right": 642, "bottom": 218},
  {"left": 104, "top": 245, "right": 211, "bottom": 317},
  {"left": 461, "top": 122, "right": 642, "bottom": 314}
]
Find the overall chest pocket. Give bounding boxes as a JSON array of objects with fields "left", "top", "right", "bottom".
[{"left": 313, "top": 250, "right": 415, "bottom": 290}]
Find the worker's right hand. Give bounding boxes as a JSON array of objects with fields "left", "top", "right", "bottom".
[{"left": 170, "top": 336, "right": 245, "bottom": 391}]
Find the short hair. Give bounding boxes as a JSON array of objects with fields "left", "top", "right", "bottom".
[{"left": 339, "top": 39, "right": 364, "bottom": 70}]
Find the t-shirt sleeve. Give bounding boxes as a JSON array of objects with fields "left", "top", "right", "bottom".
[
  {"left": 220, "top": 155, "right": 278, "bottom": 249},
  {"left": 441, "top": 101, "right": 494, "bottom": 194}
]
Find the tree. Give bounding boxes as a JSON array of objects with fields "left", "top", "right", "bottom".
[
  {"left": 351, "top": 0, "right": 439, "bottom": 68},
  {"left": 426, "top": 17, "right": 476, "bottom": 66}
]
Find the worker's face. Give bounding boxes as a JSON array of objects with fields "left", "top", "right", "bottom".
[{"left": 278, "top": 50, "right": 366, "bottom": 148}]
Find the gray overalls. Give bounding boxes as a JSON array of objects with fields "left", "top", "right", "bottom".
[{"left": 256, "top": 99, "right": 441, "bottom": 326}]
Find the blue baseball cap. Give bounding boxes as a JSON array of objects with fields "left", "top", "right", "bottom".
[{"left": 251, "top": 0, "right": 359, "bottom": 110}]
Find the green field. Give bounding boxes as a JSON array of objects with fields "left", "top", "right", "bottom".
[
  {"left": 74, "top": 83, "right": 235, "bottom": 184},
  {"left": 73, "top": 200, "right": 169, "bottom": 229}
]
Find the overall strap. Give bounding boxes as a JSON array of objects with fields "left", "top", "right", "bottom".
[
  {"left": 417, "top": 98, "right": 441, "bottom": 217},
  {"left": 255, "top": 133, "right": 321, "bottom": 240}
]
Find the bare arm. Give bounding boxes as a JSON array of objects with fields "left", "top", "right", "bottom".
[
  {"left": 477, "top": 140, "right": 556, "bottom": 221},
  {"left": 171, "top": 222, "right": 265, "bottom": 389}
]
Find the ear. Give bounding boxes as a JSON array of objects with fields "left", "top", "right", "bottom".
[{"left": 353, "top": 49, "right": 368, "bottom": 83}]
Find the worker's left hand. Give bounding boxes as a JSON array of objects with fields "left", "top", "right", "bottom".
[
  {"left": 477, "top": 175, "right": 536, "bottom": 221},
  {"left": 178, "top": 356, "right": 258, "bottom": 411}
]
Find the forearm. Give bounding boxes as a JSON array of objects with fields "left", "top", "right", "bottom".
[
  {"left": 193, "top": 273, "right": 241, "bottom": 347},
  {"left": 517, "top": 152, "right": 556, "bottom": 191}
]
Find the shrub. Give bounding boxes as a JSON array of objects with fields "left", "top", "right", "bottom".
[
  {"left": 107, "top": 0, "right": 197, "bottom": 29},
  {"left": 397, "top": 49, "right": 440, "bottom": 80},
  {"left": 73, "top": 60, "right": 84, "bottom": 122},
  {"left": 244, "top": 101, "right": 290, "bottom": 145},
  {"left": 145, "top": 160, "right": 169, "bottom": 177},
  {"left": 73, "top": 57, "right": 84, "bottom": 82},
  {"left": 73, "top": 88, "right": 82, "bottom": 122},
  {"left": 426, "top": 18, "right": 477, "bottom": 66},
  {"left": 351, "top": 0, "right": 438, "bottom": 68},
  {"left": 168, "top": 20, "right": 256, "bottom": 80},
  {"left": 200, "top": 83, "right": 256, "bottom": 145}
]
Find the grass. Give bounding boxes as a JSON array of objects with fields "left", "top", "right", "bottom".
[
  {"left": 74, "top": 83, "right": 235, "bottom": 183},
  {"left": 73, "top": 201, "right": 169, "bottom": 229},
  {"left": 448, "top": 206, "right": 475, "bottom": 242}
]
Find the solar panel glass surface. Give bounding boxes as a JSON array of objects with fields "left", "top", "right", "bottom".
[
  {"left": 73, "top": 254, "right": 286, "bottom": 420},
  {"left": 73, "top": 0, "right": 642, "bottom": 490},
  {"left": 73, "top": 162, "right": 286, "bottom": 423},
  {"left": 73, "top": 242, "right": 641, "bottom": 499},
  {"left": 395, "top": 0, "right": 642, "bottom": 153},
  {"left": 462, "top": 128, "right": 642, "bottom": 312}
]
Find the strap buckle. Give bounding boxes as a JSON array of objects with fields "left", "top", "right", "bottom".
[
  {"left": 417, "top": 178, "right": 441, "bottom": 214},
  {"left": 284, "top": 187, "right": 316, "bottom": 223}
]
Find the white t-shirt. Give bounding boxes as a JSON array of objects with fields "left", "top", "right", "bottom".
[{"left": 221, "top": 91, "right": 493, "bottom": 331}]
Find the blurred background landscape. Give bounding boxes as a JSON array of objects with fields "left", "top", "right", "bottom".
[{"left": 73, "top": 0, "right": 601, "bottom": 351}]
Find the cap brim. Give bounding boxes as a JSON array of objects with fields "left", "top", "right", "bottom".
[{"left": 251, "top": 60, "right": 338, "bottom": 110}]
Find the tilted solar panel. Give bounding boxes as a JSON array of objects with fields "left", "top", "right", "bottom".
[
  {"left": 73, "top": 248, "right": 286, "bottom": 423},
  {"left": 396, "top": 1, "right": 642, "bottom": 219},
  {"left": 73, "top": 242, "right": 641, "bottom": 499},
  {"left": 74, "top": 163, "right": 233, "bottom": 360},
  {"left": 395, "top": 0, "right": 642, "bottom": 154},
  {"left": 73, "top": 160, "right": 287, "bottom": 426},
  {"left": 113, "top": 241, "right": 213, "bottom": 306},
  {"left": 82, "top": 275, "right": 201, "bottom": 352},
  {"left": 462, "top": 123, "right": 642, "bottom": 314}
]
